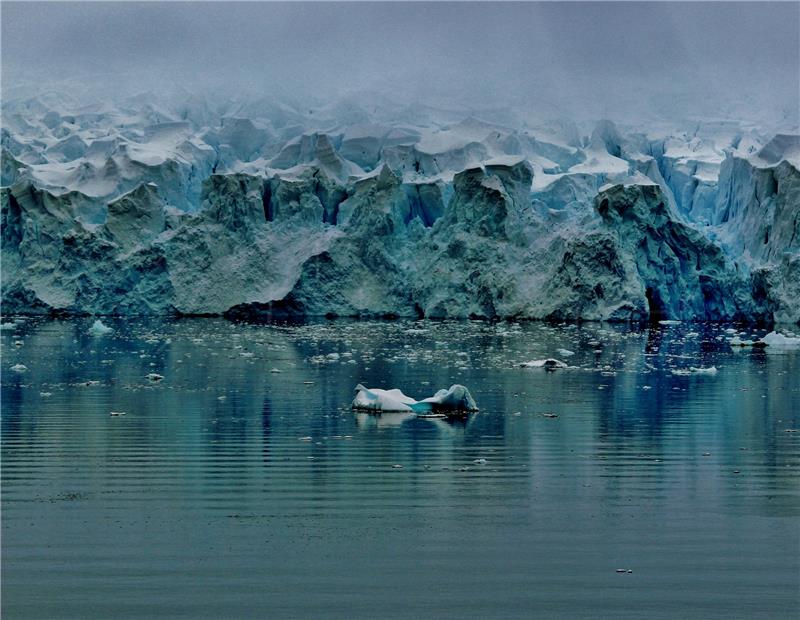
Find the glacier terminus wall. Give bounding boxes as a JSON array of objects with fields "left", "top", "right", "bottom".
[{"left": 2, "top": 94, "right": 799, "bottom": 323}]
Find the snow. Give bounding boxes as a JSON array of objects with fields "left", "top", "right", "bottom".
[{"left": 352, "top": 384, "right": 478, "bottom": 413}]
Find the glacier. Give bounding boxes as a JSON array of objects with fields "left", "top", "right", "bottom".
[{"left": 1, "top": 92, "right": 798, "bottom": 323}]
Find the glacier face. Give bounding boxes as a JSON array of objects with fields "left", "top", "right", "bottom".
[{"left": 1, "top": 93, "right": 798, "bottom": 323}]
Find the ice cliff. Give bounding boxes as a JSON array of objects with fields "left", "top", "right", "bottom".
[{"left": 2, "top": 93, "right": 798, "bottom": 323}]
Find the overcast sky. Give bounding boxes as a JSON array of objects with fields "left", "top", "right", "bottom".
[{"left": 2, "top": 2, "right": 798, "bottom": 122}]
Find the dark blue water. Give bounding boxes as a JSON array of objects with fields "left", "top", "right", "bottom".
[{"left": 2, "top": 318, "right": 799, "bottom": 619}]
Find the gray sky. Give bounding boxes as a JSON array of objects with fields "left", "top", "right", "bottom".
[{"left": 2, "top": 2, "right": 798, "bottom": 122}]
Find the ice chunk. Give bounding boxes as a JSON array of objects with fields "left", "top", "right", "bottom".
[
  {"left": 689, "top": 366, "right": 718, "bottom": 375},
  {"left": 758, "top": 332, "right": 800, "bottom": 348},
  {"left": 556, "top": 348, "right": 575, "bottom": 357},
  {"left": 88, "top": 319, "right": 113, "bottom": 336},
  {"left": 520, "top": 359, "right": 568, "bottom": 370},
  {"left": 673, "top": 366, "right": 718, "bottom": 376},
  {"left": 352, "top": 384, "right": 478, "bottom": 413},
  {"left": 10, "top": 363, "right": 27, "bottom": 372},
  {"left": 728, "top": 337, "right": 754, "bottom": 347}
]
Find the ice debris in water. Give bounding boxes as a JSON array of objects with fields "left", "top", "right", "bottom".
[
  {"left": 758, "top": 331, "right": 800, "bottom": 348},
  {"left": 10, "top": 364, "right": 28, "bottom": 372},
  {"left": 1, "top": 322, "right": 16, "bottom": 330},
  {"left": 352, "top": 384, "right": 478, "bottom": 414},
  {"left": 673, "top": 366, "right": 718, "bottom": 376},
  {"left": 87, "top": 319, "right": 113, "bottom": 336},
  {"left": 556, "top": 348, "right": 575, "bottom": 357},
  {"left": 520, "top": 359, "right": 568, "bottom": 370},
  {"left": 729, "top": 336, "right": 754, "bottom": 347},
  {"left": 146, "top": 373, "right": 164, "bottom": 382},
  {"left": 689, "top": 366, "right": 718, "bottom": 375}
]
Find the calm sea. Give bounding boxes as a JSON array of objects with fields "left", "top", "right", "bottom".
[{"left": 2, "top": 318, "right": 798, "bottom": 619}]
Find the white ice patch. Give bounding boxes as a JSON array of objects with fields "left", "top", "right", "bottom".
[
  {"left": 689, "top": 366, "right": 718, "bottom": 375},
  {"left": 759, "top": 331, "right": 800, "bottom": 348},
  {"left": 352, "top": 384, "right": 478, "bottom": 414},
  {"left": 520, "top": 358, "right": 568, "bottom": 369},
  {"left": 88, "top": 319, "right": 113, "bottom": 336}
]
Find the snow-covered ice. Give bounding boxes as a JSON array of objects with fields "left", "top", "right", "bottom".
[{"left": 2, "top": 90, "right": 798, "bottom": 323}]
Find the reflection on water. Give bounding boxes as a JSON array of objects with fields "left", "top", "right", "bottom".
[{"left": 2, "top": 318, "right": 799, "bottom": 619}]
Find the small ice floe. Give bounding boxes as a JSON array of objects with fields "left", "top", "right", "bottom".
[
  {"left": 0, "top": 322, "right": 16, "bottom": 330},
  {"left": 10, "top": 363, "right": 28, "bottom": 372},
  {"left": 269, "top": 368, "right": 282, "bottom": 373},
  {"left": 689, "top": 366, "right": 718, "bottom": 375},
  {"left": 87, "top": 319, "right": 113, "bottom": 336},
  {"left": 110, "top": 411, "right": 126, "bottom": 416},
  {"left": 520, "top": 358, "right": 568, "bottom": 370},
  {"left": 40, "top": 391, "right": 52, "bottom": 397},
  {"left": 556, "top": 348, "right": 575, "bottom": 357},
  {"left": 146, "top": 373, "right": 164, "bottom": 382},
  {"left": 352, "top": 384, "right": 478, "bottom": 414},
  {"left": 672, "top": 366, "right": 718, "bottom": 376},
  {"left": 659, "top": 320, "right": 681, "bottom": 326},
  {"left": 729, "top": 336, "right": 754, "bottom": 347},
  {"left": 758, "top": 331, "right": 800, "bottom": 348}
]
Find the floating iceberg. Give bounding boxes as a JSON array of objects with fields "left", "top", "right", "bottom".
[
  {"left": 758, "top": 332, "right": 800, "bottom": 348},
  {"left": 88, "top": 319, "right": 113, "bottom": 336},
  {"left": 673, "top": 366, "right": 718, "bottom": 376},
  {"left": 352, "top": 384, "right": 478, "bottom": 414},
  {"left": 520, "top": 359, "right": 568, "bottom": 370},
  {"left": 689, "top": 366, "right": 718, "bottom": 375}
]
